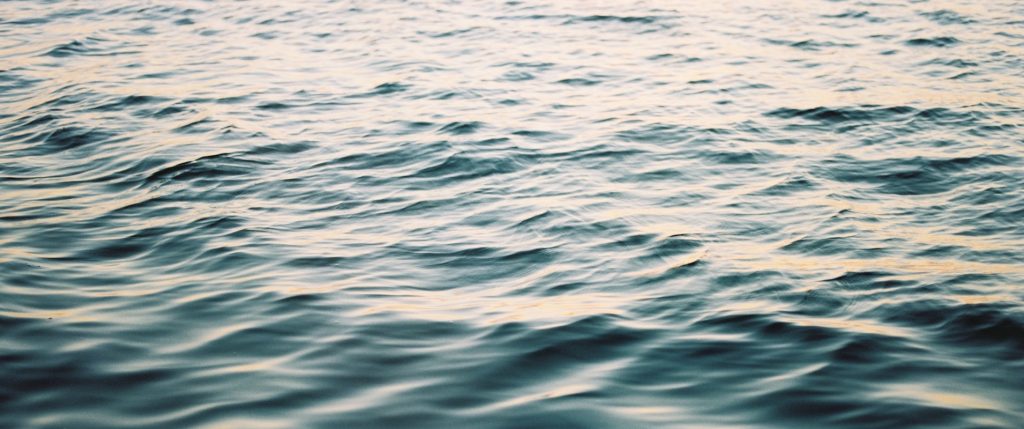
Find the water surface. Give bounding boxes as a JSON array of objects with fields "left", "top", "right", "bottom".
[{"left": 2, "top": 0, "right": 1023, "bottom": 428}]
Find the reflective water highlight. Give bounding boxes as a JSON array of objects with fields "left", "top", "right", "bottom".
[{"left": 1, "top": 0, "right": 1023, "bottom": 428}]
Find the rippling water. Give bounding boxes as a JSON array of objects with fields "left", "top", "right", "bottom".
[{"left": 2, "top": 0, "right": 1023, "bottom": 427}]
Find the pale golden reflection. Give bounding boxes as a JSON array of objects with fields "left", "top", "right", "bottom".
[
  {"left": 946, "top": 294, "right": 1015, "bottom": 305},
  {"left": 205, "top": 354, "right": 294, "bottom": 375},
  {"left": 0, "top": 309, "right": 82, "bottom": 320},
  {"left": 631, "top": 249, "right": 707, "bottom": 279},
  {"left": 778, "top": 315, "right": 915, "bottom": 338},
  {"left": 880, "top": 384, "right": 1002, "bottom": 411},
  {"left": 728, "top": 252, "right": 1024, "bottom": 277},
  {"left": 489, "top": 383, "right": 596, "bottom": 409},
  {"left": 355, "top": 290, "right": 631, "bottom": 325}
]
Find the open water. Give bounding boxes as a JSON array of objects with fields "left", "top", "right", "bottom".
[{"left": 2, "top": 0, "right": 1023, "bottom": 427}]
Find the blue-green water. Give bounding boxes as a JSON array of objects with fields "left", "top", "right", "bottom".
[{"left": 2, "top": 1, "right": 1023, "bottom": 427}]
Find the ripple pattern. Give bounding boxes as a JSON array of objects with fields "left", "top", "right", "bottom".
[{"left": 2, "top": 1, "right": 1023, "bottom": 428}]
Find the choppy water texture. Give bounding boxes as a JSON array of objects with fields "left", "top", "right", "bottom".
[{"left": 2, "top": 0, "right": 1023, "bottom": 427}]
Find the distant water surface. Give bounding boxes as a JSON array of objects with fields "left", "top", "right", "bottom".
[{"left": 2, "top": 0, "right": 1023, "bottom": 427}]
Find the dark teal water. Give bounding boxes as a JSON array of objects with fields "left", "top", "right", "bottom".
[{"left": 2, "top": 1, "right": 1023, "bottom": 427}]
